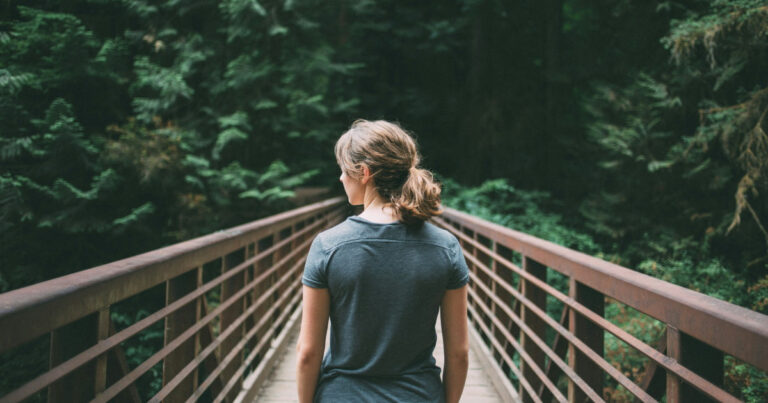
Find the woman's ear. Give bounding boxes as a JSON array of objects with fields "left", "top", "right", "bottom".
[{"left": 360, "top": 164, "right": 371, "bottom": 185}]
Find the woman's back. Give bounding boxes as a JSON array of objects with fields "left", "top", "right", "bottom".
[
  {"left": 296, "top": 119, "right": 469, "bottom": 403},
  {"left": 302, "top": 215, "right": 470, "bottom": 402}
]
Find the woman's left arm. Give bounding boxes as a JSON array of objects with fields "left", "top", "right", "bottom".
[{"left": 296, "top": 285, "right": 330, "bottom": 403}]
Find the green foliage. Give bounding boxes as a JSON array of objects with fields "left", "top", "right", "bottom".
[
  {"left": 726, "top": 355, "right": 768, "bottom": 403},
  {"left": 1, "top": 97, "right": 127, "bottom": 236},
  {"left": 213, "top": 111, "right": 250, "bottom": 160},
  {"left": 0, "top": 0, "right": 353, "bottom": 290},
  {"left": 131, "top": 55, "right": 195, "bottom": 123},
  {"left": 663, "top": 0, "right": 768, "bottom": 68},
  {"left": 441, "top": 177, "right": 602, "bottom": 255},
  {"left": 587, "top": 73, "right": 681, "bottom": 168},
  {"left": 580, "top": 2, "right": 768, "bottom": 306},
  {"left": 2, "top": 6, "right": 100, "bottom": 89}
]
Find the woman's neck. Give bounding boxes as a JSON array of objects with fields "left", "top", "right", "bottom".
[{"left": 359, "top": 187, "right": 399, "bottom": 223}]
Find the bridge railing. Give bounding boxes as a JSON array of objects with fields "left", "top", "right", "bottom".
[
  {"left": 0, "top": 196, "right": 347, "bottom": 403},
  {"left": 432, "top": 208, "right": 768, "bottom": 403}
]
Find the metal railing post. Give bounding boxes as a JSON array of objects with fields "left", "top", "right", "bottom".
[
  {"left": 568, "top": 278, "right": 604, "bottom": 402},
  {"left": 163, "top": 269, "right": 198, "bottom": 403},
  {"left": 220, "top": 248, "right": 246, "bottom": 402},
  {"left": 94, "top": 307, "right": 110, "bottom": 395},
  {"left": 48, "top": 313, "right": 97, "bottom": 402},
  {"left": 520, "top": 256, "right": 547, "bottom": 402},
  {"left": 666, "top": 326, "right": 723, "bottom": 402}
]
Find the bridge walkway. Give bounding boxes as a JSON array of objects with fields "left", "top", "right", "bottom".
[{"left": 252, "top": 316, "right": 506, "bottom": 402}]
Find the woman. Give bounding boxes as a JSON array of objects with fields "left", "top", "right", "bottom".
[{"left": 296, "top": 119, "right": 470, "bottom": 403}]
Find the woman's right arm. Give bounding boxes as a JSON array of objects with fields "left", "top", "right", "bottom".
[{"left": 440, "top": 284, "right": 469, "bottom": 403}]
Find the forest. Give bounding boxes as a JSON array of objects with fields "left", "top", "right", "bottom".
[{"left": 1, "top": 0, "right": 767, "bottom": 401}]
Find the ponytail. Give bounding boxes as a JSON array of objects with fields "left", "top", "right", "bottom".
[
  {"left": 391, "top": 167, "right": 443, "bottom": 225},
  {"left": 335, "top": 119, "right": 444, "bottom": 225}
]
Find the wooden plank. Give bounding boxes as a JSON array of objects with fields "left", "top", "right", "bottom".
[
  {"left": 247, "top": 314, "right": 512, "bottom": 403},
  {"left": 466, "top": 312, "right": 521, "bottom": 403},
  {"left": 235, "top": 299, "right": 304, "bottom": 403}
]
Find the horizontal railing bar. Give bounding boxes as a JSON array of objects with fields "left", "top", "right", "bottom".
[
  {"left": 153, "top": 255, "right": 307, "bottom": 403},
  {"left": 467, "top": 286, "right": 570, "bottom": 403},
  {"left": 211, "top": 284, "right": 303, "bottom": 403},
  {"left": 0, "top": 196, "right": 345, "bottom": 353},
  {"left": 0, "top": 211, "right": 339, "bottom": 403},
  {"left": 436, "top": 217, "right": 740, "bottom": 403},
  {"left": 536, "top": 307, "right": 570, "bottom": 400},
  {"left": 436, "top": 217, "right": 604, "bottom": 324},
  {"left": 466, "top": 301, "right": 544, "bottom": 403},
  {"left": 91, "top": 234, "right": 316, "bottom": 403},
  {"left": 196, "top": 206, "right": 342, "bottom": 321},
  {"left": 459, "top": 245, "right": 648, "bottom": 402},
  {"left": 466, "top": 266, "right": 612, "bottom": 402},
  {"left": 439, "top": 209, "right": 768, "bottom": 371}
]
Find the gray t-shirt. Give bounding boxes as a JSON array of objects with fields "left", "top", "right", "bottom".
[{"left": 301, "top": 214, "right": 470, "bottom": 403}]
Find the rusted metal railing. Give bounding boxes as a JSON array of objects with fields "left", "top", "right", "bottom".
[
  {"left": 0, "top": 196, "right": 347, "bottom": 403},
  {"left": 3, "top": 197, "right": 767, "bottom": 403},
  {"left": 432, "top": 208, "right": 768, "bottom": 403}
]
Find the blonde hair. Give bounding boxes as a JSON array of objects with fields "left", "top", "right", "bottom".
[{"left": 335, "top": 119, "right": 443, "bottom": 225}]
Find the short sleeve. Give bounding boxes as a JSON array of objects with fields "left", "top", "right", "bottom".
[
  {"left": 302, "top": 234, "right": 328, "bottom": 288},
  {"left": 446, "top": 236, "right": 470, "bottom": 289}
]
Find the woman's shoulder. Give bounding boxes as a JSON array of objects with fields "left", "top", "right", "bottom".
[
  {"left": 416, "top": 220, "right": 461, "bottom": 247},
  {"left": 313, "top": 215, "right": 459, "bottom": 251},
  {"left": 312, "top": 217, "right": 360, "bottom": 251}
]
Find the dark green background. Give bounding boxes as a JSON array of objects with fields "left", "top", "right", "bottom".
[{"left": 1, "top": 0, "right": 766, "bottom": 400}]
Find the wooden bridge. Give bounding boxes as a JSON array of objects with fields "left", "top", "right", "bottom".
[{"left": 0, "top": 196, "right": 766, "bottom": 402}]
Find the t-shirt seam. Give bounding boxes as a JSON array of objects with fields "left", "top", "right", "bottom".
[{"left": 302, "top": 276, "right": 327, "bottom": 289}]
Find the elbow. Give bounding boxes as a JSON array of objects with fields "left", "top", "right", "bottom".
[
  {"left": 445, "top": 346, "right": 469, "bottom": 364},
  {"left": 445, "top": 352, "right": 469, "bottom": 369},
  {"left": 296, "top": 345, "right": 324, "bottom": 367}
]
